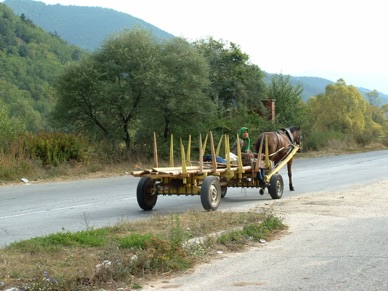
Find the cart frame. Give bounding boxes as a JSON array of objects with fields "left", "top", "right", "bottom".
[{"left": 131, "top": 132, "right": 299, "bottom": 211}]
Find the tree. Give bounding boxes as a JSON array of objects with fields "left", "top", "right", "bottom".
[
  {"left": 53, "top": 28, "right": 159, "bottom": 150},
  {"left": 140, "top": 37, "right": 215, "bottom": 142},
  {"left": 267, "top": 74, "right": 306, "bottom": 128},
  {"left": 193, "top": 37, "right": 267, "bottom": 122},
  {"left": 307, "top": 79, "right": 372, "bottom": 137},
  {"left": 366, "top": 89, "right": 382, "bottom": 107}
]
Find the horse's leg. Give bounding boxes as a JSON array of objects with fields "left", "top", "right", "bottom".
[{"left": 287, "top": 159, "right": 294, "bottom": 191}]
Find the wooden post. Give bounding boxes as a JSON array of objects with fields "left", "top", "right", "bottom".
[
  {"left": 199, "top": 134, "right": 203, "bottom": 174},
  {"left": 216, "top": 135, "right": 223, "bottom": 156},
  {"left": 210, "top": 131, "right": 217, "bottom": 172},
  {"left": 169, "top": 134, "right": 174, "bottom": 167},
  {"left": 186, "top": 135, "right": 191, "bottom": 166},
  {"left": 153, "top": 132, "right": 158, "bottom": 168}
]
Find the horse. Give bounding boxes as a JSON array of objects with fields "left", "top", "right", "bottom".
[{"left": 254, "top": 126, "right": 302, "bottom": 191}]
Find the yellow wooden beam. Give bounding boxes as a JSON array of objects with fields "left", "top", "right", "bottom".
[
  {"left": 210, "top": 131, "right": 217, "bottom": 172},
  {"left": 186, "top": 135, "right": 191, "bottom": 166},
  {"left": 216, "top": 135, "right": 223, "bottom": 156},
  {"left": 153, "top": 132, "right": 158, "bottom": 168},
  {"left": 169, "top": 134, "right": 174, "bottom": 167},
  {"left": 236, "top": 134, "right": 244, "bottom": 176},
  {"left": 199, "top": 134, "right": 203, "bottom": 174},
  {"left": 202, "top": 134, "right": 208, "bottom": 154},
  {"left": 180, "top": 138, "right": 187, "bottom": 184},
  {"left": 264, "top": 145, "right": 299, "bottom": 183}
]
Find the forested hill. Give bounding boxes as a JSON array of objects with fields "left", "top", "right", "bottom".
[
  {"left": 4, "top": 0, "right": 388, "bottom": 104},
  {"left": 0, "top": 3, "right": 86, "bottom": 131},
  {"left": 3, "top": 0, "right": 174, "bottom": 51}
]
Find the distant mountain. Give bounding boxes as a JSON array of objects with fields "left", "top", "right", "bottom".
[
  {"left": 3, "top": 0, "right": 174, "bottom": 51},
  {"left": 291, "top": 76, "right": 388, "bottom": 104},
  {"left": 4, "top": 0, "right": 388, "bottom": 104},
  {"left": 266, "top": 75, "right": 388, "bottom": 104},
  {"left": 288, "top": 76, "right": 334, "bottom": 101}
]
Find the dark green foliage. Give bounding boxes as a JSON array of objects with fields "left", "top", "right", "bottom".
[
  {"left": 53, "top": 29, "right": 217, "bottom": 153},
  {"left": 24, "top": 132, "right": 90, "bottom": 166},
  {"left": 194, "top": 37, "right": 267, "bottom": 116},
  {"left": 53, "top": 28, "right": 160, "bottom": 150},
  {"left": 268, "top": 74, "right": 306, "bottom": 128},
  {"left": 139, "top": 37, "right": 216, "bottom": 145}
]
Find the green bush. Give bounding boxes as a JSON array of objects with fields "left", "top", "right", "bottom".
[
  {"left": 302, "top": 129, "right": 345, "bottom": 151},
  {"left": 24, "top": 132, "right": 90, "bottom": 167}
]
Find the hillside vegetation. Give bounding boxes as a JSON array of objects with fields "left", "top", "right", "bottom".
[
  {"left": 0, "top": 3, "right": 85, "bottom": 131},
  {"left": 4, "top": 0, "right": 174, "bottom": 51},
  {"left": 5, "top": 0, "right": 388, "bottom": 104}
]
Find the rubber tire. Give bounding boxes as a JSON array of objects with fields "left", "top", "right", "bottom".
[
  {"left": 268, "top": 174, "right": 284, "bottom": 199},
  {"left": 137, "top": 177, "right": 157, "bottom": 211},
  {"left": 221, "top": 186, "right": 228, "bottom": 198},
  {"left": 200, "top": 176, "right": 221, "bottom": 211}
]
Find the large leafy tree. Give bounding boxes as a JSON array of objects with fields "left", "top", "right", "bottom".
[
  {"left": 140, "top": 37, "right": 215, "bottom": 142},
  {"left": 307, "top": 79, "right": 376, "bottom": 137},
  {"left": 267, "top": 74, "right": 306, "bottom": 128},
  {"left": 53, "top": 28, "right": 159, "bottom": 149},
  {"left": 193, "top": 37, "right": 267, "bottom": 124}
]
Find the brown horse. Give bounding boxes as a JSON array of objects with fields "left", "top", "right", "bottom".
[{"left": 254, "top": 126, "right": 302, "bottom": 191}]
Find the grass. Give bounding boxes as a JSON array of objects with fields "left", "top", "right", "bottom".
[{"left": 0, "top": 210, "right": 286, "bottom": 291}]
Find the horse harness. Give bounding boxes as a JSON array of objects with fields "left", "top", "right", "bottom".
[
  {"left": 281, "top": 127, "right": 296, "bottom": 144},
  {"left": 269, "top": 128, "right": 295, "bottom": 159}
]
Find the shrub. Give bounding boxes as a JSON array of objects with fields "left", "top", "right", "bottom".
[{"left": 24, "top": 132, "right": 90, "bottom": 167}]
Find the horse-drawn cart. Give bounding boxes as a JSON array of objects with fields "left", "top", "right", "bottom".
[{"left": 131, "top": 131, "right": 300, "bottom": 211}]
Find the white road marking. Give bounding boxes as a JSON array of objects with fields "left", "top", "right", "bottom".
[{"left": 0, "top": 204, "right": 92, "bottom": 219}]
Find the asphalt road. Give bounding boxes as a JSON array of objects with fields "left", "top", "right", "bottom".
[{"left": 1, "top": 150, "right": 388, "bottom": 247}]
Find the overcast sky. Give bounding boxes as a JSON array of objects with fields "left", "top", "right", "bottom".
[{"left": 5, "top": 0, "right": 388, "bottom": 94}]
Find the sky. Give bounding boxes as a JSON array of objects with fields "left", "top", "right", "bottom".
[{"left": 6, "top": 0, "right": 388, "bottom": 93}]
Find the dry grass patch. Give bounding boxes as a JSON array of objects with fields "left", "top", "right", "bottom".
[{"left": 0, "top": 210, "right": 285, "bottom": 290}]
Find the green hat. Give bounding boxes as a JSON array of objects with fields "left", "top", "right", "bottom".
[{"left": 239, "top": 127, "right": 249, "bottom": 139}]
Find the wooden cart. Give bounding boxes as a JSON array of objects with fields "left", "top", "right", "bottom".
[{"left": 131, "top": 132, "right": 299, "bottom": 211}]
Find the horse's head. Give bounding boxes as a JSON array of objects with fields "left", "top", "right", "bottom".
[{"left": 289, "top": 126, "right": 303, "bottom": 152}]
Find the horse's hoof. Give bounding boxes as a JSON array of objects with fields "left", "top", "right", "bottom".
[{"left": 290, "top": 188, "right": 295, "bottom": 191}]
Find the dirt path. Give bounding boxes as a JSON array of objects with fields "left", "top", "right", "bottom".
[{"left": 142, "top": 179, "right": 388, "bottom": 290}]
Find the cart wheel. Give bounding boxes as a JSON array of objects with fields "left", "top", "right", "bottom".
[
  {"left": 221, "top": 186, "right": 228, "bottom": 198},
  {"left": 268, "top": 174, "right": 284, "bottom": 199},
  {"left": 201, "top": 176, "right": 221, "bottom": 211},
  {"left": 137, "top": 177, "right": 158, "bottom": 211}
]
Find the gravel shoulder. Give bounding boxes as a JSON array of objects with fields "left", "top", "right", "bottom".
[{"left": 142, "top": 179, "right": 388, "bottom": 290}]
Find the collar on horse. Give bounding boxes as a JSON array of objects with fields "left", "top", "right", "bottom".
[{"left": 281, "top": 127, "right": 295, "bottom": 144}]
